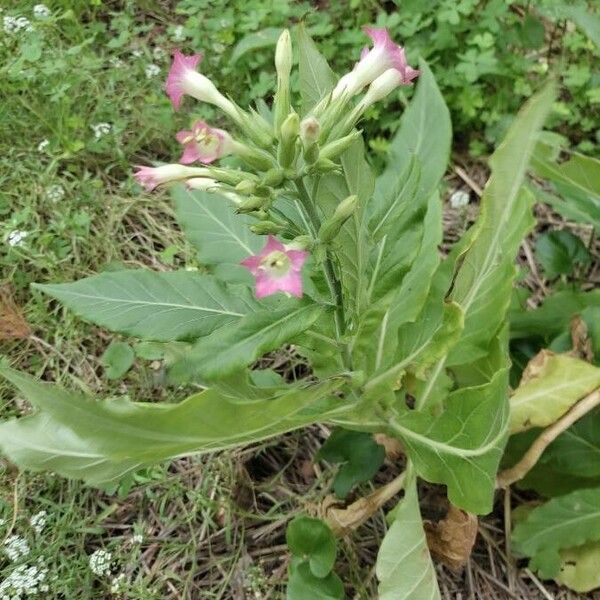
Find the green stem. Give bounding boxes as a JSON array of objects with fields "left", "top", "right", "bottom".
[{"left": 294, "top": 178, "right": 346, "bottom": 342}]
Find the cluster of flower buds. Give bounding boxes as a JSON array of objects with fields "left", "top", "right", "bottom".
[{"left": 134, "top": 27, "right": 418, "bottom": 298}]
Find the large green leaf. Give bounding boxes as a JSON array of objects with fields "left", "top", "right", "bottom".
[
  {"left": 512, "top": 487, "right": 600, "bottom": 578},
  {"left": 510, "top": 351, "right": 600, "bottom": 433},
  {"left": 231, "top": 27, "right": 282, "bottom": 63},
  {"left": 171, "top": 301, "right": 325, "bottom": 380},
  {"left": 557, "top": 541, "right": 600, "bottom": 593},
  {"left": 376, "top": 61, "right": 451, "bottom": 199},
  {"left": 388, "top": 337, "right": 509, "bottom": 514},
  {"left": 295, "top": 23, "right": 336, "bottom": 114},
  {"left": 171, "top": 185, "right": 263, "bottom": 269},
  {"left": 0, "top": 364, "right": 343, "bottom": 486},
  {"left": 376, "top": 478, "right": 440, "bottom": 600},
  {"left": 448, "top": 83, "right": 555, "bottom": 365},
  {"left": 34, "top": 270, "right": 259, "bottom": 341}
]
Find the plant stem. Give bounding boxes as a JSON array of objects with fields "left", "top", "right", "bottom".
[
  {"left": 295, "top": 177, "right": 346, "bottom": 340},
  {"left": 497, "top": 388, "right": 600, "bottom": 488}
]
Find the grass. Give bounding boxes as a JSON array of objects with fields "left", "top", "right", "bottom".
[{"left": 1, "top": 1, "right": 598, "bottom": 598}]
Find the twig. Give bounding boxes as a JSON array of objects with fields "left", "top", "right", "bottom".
[
  {"left": 453, "top": 165, "right": 483, "bottom": 197},
  {"left": 524, "top": 568, "right": 554, "bottom": 600},
  {"left": 497, "top": 389, "right": 600, "bottom": 488},
  {"left": 521, "top": 238, "right": 548, "bottom": 296}
]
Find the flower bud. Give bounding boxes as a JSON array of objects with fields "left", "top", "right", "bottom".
[
  {"left": 318, "top": 195, "right": 358, "bottom": 242},
  {"left": 208, "top": 167, "right": 258, "bottom": 187},
  {"left": 231, "top": 141, "right": 276, "bottom": 172},
  {"left": 275, "top": 29, "right": 292, "bottom": 80},
  {"left": 300, "top": 117, "right": 320, "bottom": 164},
  {"left": 237, "top": 195, "right": 270, "bottom": 213},
  {"left": 319, "top": 130, "right": 362, "bottom": 162},
  {"left": 235, "top": 179, "right": 257, "bottom": 195},
  {"left": 250, "top": 221, "right": 283, "bottom": 235},
  {"left": 274, "top": 30, "right": 293, "bottom": 133},
  {"left": 277, "top": 112, "right": 299, "bottom": 168},
  {"left": 261, "top": 168, "right": 286, "bottom": 187},
  {"left": 359, "top": 68, "right": 403, "bottom": 108},
  {"left": 308, "top": 157, "right": 340, "bottom": 174}
]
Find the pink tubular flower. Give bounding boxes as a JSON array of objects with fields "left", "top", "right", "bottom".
[
  {"left": 165, "top": 50, "right": 237, "bottom": 117},
  {"left": 176, "top": 121, "right": 233, "bottom": 164},
  {"left": 332, "top": 27, "right": 419, "bottom": 99},
  {"left": 241, "top": 236, "right": 308, "bottom": 299},
  {"left": 133, "top": 164, "right": 211, "bottom": 191}
]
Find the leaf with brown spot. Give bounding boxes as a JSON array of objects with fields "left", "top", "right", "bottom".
[
  {"left": 374, "top": 433, "right": 404, "bottom": 460},
  {"left": 569, "top": 315, "right": 594, "bottom": 362},
  {"left": 424, "top": 505, "right": 478, "bottom": 571},
  {"left": 0, "top": 286, "right": 31, "bottom": 340}
]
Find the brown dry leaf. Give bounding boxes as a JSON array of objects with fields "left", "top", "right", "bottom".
[
  {"left": 374, "top": 433, "right": 403, "bottom": 460},
  {"left": 0, "top": 286, "right": 31, "bottom": 340},
  {"left": 569, "top": 315, "right": 594, "bottom": 362},
  {"left": 424, "top": 505, "right": 478, "bottom": 571},
  {"left": 518, "top": 348, "right": 552, "bottom": 386}
]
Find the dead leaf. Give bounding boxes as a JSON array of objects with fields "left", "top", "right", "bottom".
[
  {"left": 424, "top": 505, "right": 478, "bottom": 571},
  {"left": 569, "top": 315, "right": 594, "bottom": 362},
  {"left": 0, "top": 286, "right": 31, "bottom": 340},
  {"left": 518, "top": 349, "right": 552, "bottom": 386},
  {"left": 374, "top": 433, "right": 403, "bottom": 460}
]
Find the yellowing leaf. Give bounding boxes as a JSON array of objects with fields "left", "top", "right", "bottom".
[
  {"left": 557, "top": 540, "right": 600, "bottom": 593},
  {"left": 509, "top": 350, "right": 600, "bottom": 433}
]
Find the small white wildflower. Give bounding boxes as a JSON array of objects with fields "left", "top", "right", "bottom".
[
  {"left": 109, "top": 56, "right": 124, "bottom": 68},
  {"left": 33, "top": 4, "right": 50, "bottom": 19},
  {"left": 46, "top": 184, "right": 65, "bottom": 202},
  {"left": 450, "top": 190, "right": 470, "bottom": 208},
  {"left": 89, "top": 549, "right": 112, "bottom": 576},
  {"left": 7, "top": 230, "right": 29, "bottom": 248},
  {"left": 37, "top": 138, "right": 49, "bottom": 152},
  {"left": 152, "top": 46, "right": 165, "bottom": 60},
  {"left": 131, "top": 533, "right": 143, "bottom": 544},
  {"left": 110, "top": 572, "right": 126, "bottom": 593},
  {"left": 0, "top": 562, "right": 48, "bottom": 597},
  {"left": 172, "top": 25, "right": 185, "bottom": 42},
  {"left": 91, "top": 122, "right": 112, "bottom": 140},
  {"left": 145, "top": 63, "right": 160, "bottom": 79},
  {"left": 30, "top": 510, "right": 47, "bottom": 534},
  {"left": 4, "top": 535, "right": 30, "bottom": 561},
  {"left": 131, "top": 48, "right": 144, "bottom": 58},
  {"left": 2, "top": 15, "right": 30, "bottom": 33}
]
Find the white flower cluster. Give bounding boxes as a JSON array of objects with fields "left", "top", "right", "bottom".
[
  {"left": 145, "top": 63, "right": 160, "bottom": 79},
  {"left": 29, "top": 511, "right": 47, "bottom": 535},
  {"left": 45, "top": 184, "right": 65, "bottom": 202},
  {"left": 33, "top": 4, "right": 50, "bottom": 19},
  {"left": 152, "top": 46, "right": 165, "bottom": 60},
  {"left": 131, "top": 533, "right": 143, "bottom": 544},
  {"left": 3, "top": 16, "right": 32, "bottom": 34},
  {"left": 91, "top": 122, "right": 111, "bottom": 140},
  {"left": 131, "top": 48, "right": 144, "bottom": 58},
  {"left": 109, "top": 56, "right": 124, "bottom": 68},
  {"left": 88, "top": 549, "right": 112, "bottom": 576},
  {"left": 37, "top": 139, "right": 49, "bottom": 153},
  {"left": 172, "top": 25, "right": 185, "bottom": 42},
  {"left": 4, "top": 535, "right": 30, "bottom": 561},
  {"left": 7, "top": 230, "right": 28, "bottom": 248},
  {"left": 110, "top": 572, "right": 126, "bottom": 594},
  {"left": 0, "top": 562, "right": 49, "bottom": 598}
]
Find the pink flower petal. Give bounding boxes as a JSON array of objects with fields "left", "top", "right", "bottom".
[
  {"left": 165, "top": 49, "right": 203, "bottom": 110},
  {"left": 179, "top": 143, "right": 202, "bottom": 164},
  {"left": 287, "top": 250, "right": 308, "bottom": 271},
  {"left": 261, "top": 235, "right": 286, "bottom": 257},
  {"left": 240, "top": 255, "right": 261, "bottom": 275}
]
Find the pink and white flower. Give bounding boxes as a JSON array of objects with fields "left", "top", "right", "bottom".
[
  {"left": 332, "top": 27, "right": 419, "bottom": 99},
  {"left": 165, "top": 50, "right": 237, "bottom": 118},
  {"left": 133, "top": 164, "right": 211, "bottom": 191},
  {"left": 176, "top": 121, "right": 234, "bottom": 164},
  {"left": 241, "top": 236, "right": 308, "bottom": 299}
]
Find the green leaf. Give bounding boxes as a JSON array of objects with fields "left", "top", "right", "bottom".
[
  {"left": 388, "top": 338, "right": 509, "bottom": 514},
  {"left": 101, "top": 341, "right": 134, "bottom": 380},
  {"left": 171, "top": 185, "right": 263, "bottom": 273},
  {"left": 376, "top": 479, "right": 440, "bottom": 600},
  {"left": 512, "top": 487, "right": 600, "bottom": 578},
  {"left": 509, "top": 351, "right": 600, "bottom": 433},
  {"left": 231, "top": 27, "right": 282, "bottom": 63},
  {"left": 510, "top": 289, "right": 600, "bottom": 340},
  {"left": 287, "top": 560, "right": 344, "bottom": 600},
  {"left": 171, "top": 301, "right": 325, "bottom": 380},
  {"left": 295, "top": 23, "right": 336, "bottom": 114},
  {"left": 316, "top": 429, "right": 385, "bottom": 498},
  {"left": 287, "top": 516, "right": 337, "bottom": 578},
  {"left": 448, "top": 83, "right": 555, "bottom": 365},
  {"left": 0, "top": 364, "right": 344, "bottom": 486},
  {"left": 557, "top": 540, "right": 600, "bottom": 593},
  {"left": 34, "top": 270, "right": 259, "bottom": 342},
  {"left": 535, "top": 230, "right": 590, "bottom": 278},
  {"left": 377, "top": 61, "right": 451, "bottom": 198}
]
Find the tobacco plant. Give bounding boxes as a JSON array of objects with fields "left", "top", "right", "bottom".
[{"left": 1, "top": 26, "right": 555, "bottom": 597}]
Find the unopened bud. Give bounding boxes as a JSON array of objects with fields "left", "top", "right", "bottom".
[
  {"left": 309, "top": 157, "right": 339, "bottom": 174},
  {"left": 318, "top": 195, "right": 358, "bottom": 242},
  {"left": 278, "top": 112, "right": 299, "bottom": 168},
  {"left": 237, "top": 195, "right": 269, "bottom": 213},
  {"left": 360, "top": 68, "right": 403, "bottom": 109},
  {"left": 300, "top": 117, "right": 320, "bottom": 164},
  {"left": 274, "top": 30, "right": 293, "bottom": 134},
  {"left": 208, "top": 167, "right": 258, "bottom": 187},
  {"left": 320, "top": 130, "right": 362, "bottom": 161},
  {"left": 261, "top": 168, "right": 286, "bottom": 187},
  {"left": 235, "top": 179, "right": 257, "bottom": 195},
  {"left": 232, "top": 141, "right": 276, "bottom": 172},
  {"left": 250, "top": 221, "right": 283, "bottom": 235},
  {"left": 286, "top": 235, "right": 312, "bottom": 251},
  {"left": 275, "top": 29, "right": 292, "bottom": 81}
]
